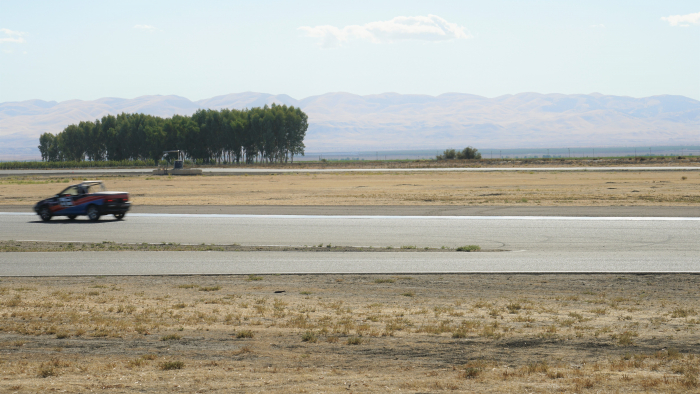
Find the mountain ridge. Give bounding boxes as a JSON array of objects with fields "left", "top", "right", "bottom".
[{"left": 1, "top": 92, "right": 698, "bottom": 159}]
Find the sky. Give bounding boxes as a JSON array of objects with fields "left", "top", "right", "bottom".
[{"left": 1, "top": 0, "right": 699, "bottom": 103}]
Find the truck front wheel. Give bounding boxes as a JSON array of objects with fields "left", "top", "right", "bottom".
[
  {"left": 39, "top": 206, "right": 52, "bottom": 222},
  {"left": 87, "top": 205, "right": 101, "bottom": 221}
]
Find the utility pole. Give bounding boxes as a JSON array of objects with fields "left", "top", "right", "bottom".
[{"left": 568, "top": 148, "right": 570, "bottom": 158}]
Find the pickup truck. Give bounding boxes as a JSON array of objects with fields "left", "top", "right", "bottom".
[{"left": 34, "top": 180, "right": 130, "bottom": 221}]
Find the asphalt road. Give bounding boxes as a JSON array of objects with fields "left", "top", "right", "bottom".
[
  {"left": 2, "top": 205, "right": 699, "bottom": 217},
  {"left": 1, "top": 212, "right": 699, "bottom": 275},
  {"left": 2, "top": 213, "right": 699, "bottom": 252},
  {"left": 1, "top": 166, "right": 699, "bottom": 176}
]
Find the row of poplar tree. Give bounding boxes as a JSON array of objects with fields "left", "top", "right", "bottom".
[{"left": 38, "top": 104, "right": 308, "bottom": 164}]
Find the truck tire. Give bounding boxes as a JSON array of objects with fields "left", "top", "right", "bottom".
[
  {"left": 87, "top": 205, "right": 101, "bottom": 221},
  {"left": 39, "top": 206, "right": 52, "bottom": 222}
]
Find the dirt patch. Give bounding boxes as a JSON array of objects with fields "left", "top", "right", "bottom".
[{"left": 0, "top": 274, "right": 698, "bottom": 392}]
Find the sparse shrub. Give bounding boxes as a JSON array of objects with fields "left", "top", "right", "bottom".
[
  {"left": 526, "top": 361, "right": 548, "bottom": 374},
  {"left": 160, "top": 361, "right": 184, "bottom": 370},
  {"left": 5, "top": 295, "right": 21, "bottom": 307},
  {"left": 247, "top": 275, "right": 263, "bottom": 281},
  {"left": 38, "top": 365, "right": 57, "bottom": 378},
  {"left": 302, "top": 331, "right": 317, "bottom": 343},
  {"left": 671, "top": 308, "right": 696, "bottom": 318},
  {"left": 618, "top": 331, "right": 638, "bottom": 346},
  {"left": 346, "top": 336, "right": 363, "bottom": 345},
  {"left": 373, "top": 278, "right": 395, "bottom": 284},
  {"left": 160, "top": 334, "right": 181, "bottom": 341},
  {"left": 55, "top": 331, "right": 70, "bottom": 339},
  {"left": 506, "top": 302, "right": 522, "bottom": 314},
  {"left": 401, "top": 291, "right": 415, "bottom": 297},
  {"left": 127, "top": 358, "right": 145, "bottom": 368},
  {"left": 236, "top": 330, "right": 254, "bottom": 339},
  {"left": 460, "top": 367, "right": 480, "bottom": 379},
  {"left": 547, "top": 371, "right": 565, "bottom": 379},
  {"left": 573, "top": 378, "right": 595, "bottom": 390},
  {"left": 199, "top": 286, "right": 221, "bottom": 292},
  {"left": 456, "top": 245, "right": 481, "bottom": 252}
]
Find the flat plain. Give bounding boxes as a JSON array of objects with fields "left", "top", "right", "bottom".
[
  {"left": 1, "top": 162, "right": 699, "bottom": 393},
  {"left": 1, "top": 170, "right": 699, "bottom": 207},
  {"left": 0, "top": 274, "right": 698, "bottom": 393}
]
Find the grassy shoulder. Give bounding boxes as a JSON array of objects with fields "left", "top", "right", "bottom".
[
  {"left": 0, "top": 240, "right": 482, "bottom": 253},
  {"left": 0, "top": 274, "right": 697, "bottom": 392}
]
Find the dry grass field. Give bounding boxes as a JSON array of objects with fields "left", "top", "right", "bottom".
[
  {"left": 0, "top": 274, "right": 698, "bottom": 393},
  {"left": 1, "top": 170, "right": 699, "bottom": 207}
]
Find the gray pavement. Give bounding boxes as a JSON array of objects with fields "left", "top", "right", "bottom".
[
  {"left": 2, "top": 204, "right": 699, "bottom": 217},
  {"left": 3, "top": 212, "right": 698, "bottom": 275},
  {"left": 1, "top": 212, "right": 698, "bottom": 252},
  {"left": 1, "top": 250, "right": 697, "bottom": 276}
]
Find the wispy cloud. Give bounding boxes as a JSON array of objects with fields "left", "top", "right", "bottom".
[
  {"left": 661, "top": 11, "right": 700, "bottom": 27},
  {"left": 299, "top": 15, "right": 471, "bottom": 48},
  {"left": 133, "top": 24, "right": 157, "bottom": 31},
  {"left": 0, "top": 28, "right": 26, "bottom": 44}
]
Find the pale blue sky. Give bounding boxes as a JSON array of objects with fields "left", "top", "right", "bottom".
[{"left": 1, "top": 0, "right": 698, "bottom": 102}]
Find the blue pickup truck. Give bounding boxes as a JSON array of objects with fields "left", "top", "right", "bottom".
[{"left": 34, "top": 180, "right": 131, "bottom": 221}]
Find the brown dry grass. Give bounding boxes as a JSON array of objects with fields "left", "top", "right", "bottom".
[
  {"left": 1, "top": 170, "right": 699, "bottom": 206},
  {"left": 0, "top": 274, "right": 698, "bottom": 392}
]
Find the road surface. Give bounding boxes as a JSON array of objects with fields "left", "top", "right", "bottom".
[{"left": 1, "top": 212, "right": 698, "bottom": 275}]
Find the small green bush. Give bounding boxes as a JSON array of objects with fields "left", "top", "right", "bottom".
[{"left": 456, "top": 245, "right": 481, "bottom": 252}]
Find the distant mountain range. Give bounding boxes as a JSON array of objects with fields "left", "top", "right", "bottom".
[{"left": 1, "top": 92, "right": 699, "bottom": 159}]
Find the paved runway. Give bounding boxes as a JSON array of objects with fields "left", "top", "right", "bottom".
[
  {"left": 3, "top": 204, "right": 699, "bottom": 217},
  {"left": 1, "top": 212, "right": 699, "bottom": 252},
  {"left": 1, "top": 166, "right": 699, "bottom": 176},
  {"left": 1, "top": 212, "right": 698, "bottom": 275}
]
